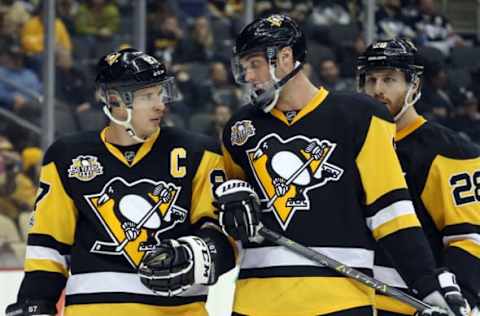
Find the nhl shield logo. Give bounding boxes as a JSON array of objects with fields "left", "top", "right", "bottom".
[
  {"left": 231, "top": 120, "right": 256, "bottom": 146},
  {"left": 247, "top": 133, "right": 344, "bottom": 230},
  {"left": 86, "top": 177, "right": 188, "bottom": 268},
  {"left": 68, "top": 155, "right": 103, "bottom": 181}
]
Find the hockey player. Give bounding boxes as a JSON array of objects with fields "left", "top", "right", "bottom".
[
  {"left": 215, "top": 14, "right": 470, "bottom": 316},
  {"left": 357, "top": 38, "right": 480, "bottom": 315},
  {"left": 6, "top": 48, "right": 235, "bottom": 316}
]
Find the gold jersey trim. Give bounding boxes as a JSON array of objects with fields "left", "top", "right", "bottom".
[
  {"left": 395, "top": 115, "right": 427, "bottom": 141},
  {"left": 270, "top": 87, "right": 329, "bottom": 126},
  {"left": 100, "top": 127, "right": 160, "bottom": 167}
]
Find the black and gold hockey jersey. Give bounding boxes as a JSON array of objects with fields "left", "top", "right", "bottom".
[
  {"left": 17, "top": 127, "right": 231, "bottom": 316},
  {"left": 222, "top": 88, "right": 436, "bottom": 316},
  {"left": 375, "top": 116, "right": 480, "bottom": 315}
]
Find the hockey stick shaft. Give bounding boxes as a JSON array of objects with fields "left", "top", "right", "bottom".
[
  {"left": 267, "top": 157, "right": 314, "bottom": 208},
  {"left": 114, "top": 197, "right": 166, "bottom": 251},
  {"left": 258, "top": 227, "right": 432, "bottom": 311}
]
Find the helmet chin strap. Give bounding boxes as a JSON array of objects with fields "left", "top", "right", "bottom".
[
  {"left": 393, "top": 81, "right": 421, "bottom": 122},
  {"left": 103, "top": 105, "right": 149, "bottom": 143},
  {"left": 259, "top": 61, "right": 303, "bottom": 113}
]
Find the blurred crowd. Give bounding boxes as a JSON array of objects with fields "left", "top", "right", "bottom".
[{"left": 0, "top": 0, "right": 479, "bottom": 267}]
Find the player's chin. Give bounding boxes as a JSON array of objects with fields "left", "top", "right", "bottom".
[{"left": 149, "top": 118, "right": 162, "bottom": 128}]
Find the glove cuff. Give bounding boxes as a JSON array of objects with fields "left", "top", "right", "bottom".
[{"left": 178, "top": 235, "right": 216, "bottom": 285}]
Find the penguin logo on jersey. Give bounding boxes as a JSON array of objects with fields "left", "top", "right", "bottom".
[
  {"left": 68, "top": 155, "right": 103, "bottom": 181},
  {"left": 86, "top": 177, "right": 188, "bottom": 268},
  {"left": 247, "top": 134, "right": 344, "bottom": 230}
]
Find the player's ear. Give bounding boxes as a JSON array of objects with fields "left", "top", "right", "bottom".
[
  {"left": 413, "top": 76, "right": 422, "bottom": 94},
  {"left": 107, "top": 90, "right": 123, "bottom": 108},
  {"left": 278, "top": 47, "right": 294, "bottom": 69}
]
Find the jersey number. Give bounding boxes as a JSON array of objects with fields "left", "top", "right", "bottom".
[
  {"left": 449, "top": 171, "right": 480, "bottom": 206},
  {"left": 210, "top": 169, "right": 226, "bottom": 198}
]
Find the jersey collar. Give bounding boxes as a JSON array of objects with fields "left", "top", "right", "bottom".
[
  {"left": 270, "top": 87, "right": 329, "bottom": 126},
  {"left": 395, "top": 115, "right": 427, "bottom": 142},
  {"left": 100, "top": 127, "right": 160, "bottom": 167}
]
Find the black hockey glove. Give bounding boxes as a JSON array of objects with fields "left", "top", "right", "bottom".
[
  {"left": 138, "top": 236, "right": 217, "bottom": 296},
  {"left": 6, "top": 300, "right": 57, "bottom": 316},
  {"left": 214, "top": 179, "right": 262, "bottom": 243},
  {"left": 413, "top": 269, "right": 471, "bottom": 316}
]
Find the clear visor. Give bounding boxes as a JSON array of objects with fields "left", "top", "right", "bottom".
[
  {"left": 231, "top": 50, "right": 276, "bottom": 85},
  {"left": 132, "top": 76, "right": 181, "bottom": 107}
]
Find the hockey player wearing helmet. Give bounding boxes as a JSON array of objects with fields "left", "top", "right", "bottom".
[
  {"left": 95, "top": 48, "right": 180, "bottom": 143},
  {"left": 358, "top": 39, "right": 479, "bottom": 316},
  {"left": 5, "top": 49, "right": 236, "bottom": 316},
  {"left": 216, "top": 15, "right": 468, "bottom": 316}
]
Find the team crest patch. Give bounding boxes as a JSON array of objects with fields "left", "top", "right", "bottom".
[
  {"left": 231, "top": 120, "right": 256, "bottom": 146},
  {"left": 86, "top": 177, "right": 188, "bottom": 268},
  {"left": 247, "top": 133, "right": 344, "bottom": 230},
  {"left": 68, "top": 155, "right": 103, "bottom": 181}
]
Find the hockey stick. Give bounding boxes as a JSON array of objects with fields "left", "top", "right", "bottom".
[
  {"left": 91, "top": 197, "right": 167, "bottom": 254},
  {"left": 267, "top": 156, "right": 315, "bottom": 208},
  {"left": 258, "top": 226, "right": 432, "bottom": 312},
  {"left": 267, "top": 144, "right": 335, "bottom": 208}
]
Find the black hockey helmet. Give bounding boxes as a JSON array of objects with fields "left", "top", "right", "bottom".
[
  {"left": 95, "top": 48, "right": 180, "bottom": 142},
  {"left": 357, "top": 38, "right": 423, "bottom": 121},
  {"left": 357, "top": 38, "right": 423, "bottom": 87},
  {"left": 231, "top": 14, "right": 306, "bottom": 112},
  {"left": 96, "top": 48, "right": 179, "bottom": 106},
  {"left": 233, "top": 14, "right": 306, "bottom": 64}
]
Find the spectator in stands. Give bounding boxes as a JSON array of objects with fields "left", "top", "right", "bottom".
[
  {"left": 74, "top": 0, "right": 119, "bottom": 39},
  {"left": 74, "top": 0, "right": 119, "bottom": 60},
  {"left": 55, "top": 48, "right": 93, "bottom": 116},
  {"left": 445, "top": 89, "right": 480, "bottom": 144},
  {"left": 208, "top": 0, "right": 244, "bottom": 20},
  {"left": 337, "top": 33, "right": 366, "bottom": 78},
  {"left": 0, "top": 136, "right": 36, "bottom": 224},
  {"left": 0, "top": 0, "right": 31, "bottom": 40},
  {"left": 318, "top": 58, "right": 355, "bottom": 92},
  {"left": 56, "top": 0, "right": 79, "bottom": 35},
  {"left": 177, "top": 0, "right": 208, "bottom": 23},
  {"left": 206, "top": 103, "right": 232, "bottom": 141},
  {"left": 417, "top": 61, "right": 455, "bottom": 119},
  {"left": 21, "top": 146, "right": 42, "bottom": 184},
  {"left": 0, "top": 41, "right": 42, "bottom": 123},
  {"left": 20, "top": 2, "right": 72, "bottom": 74},
  {"left": 196, "top": 62, "right": 241, "bottom": 112},
  {"left": 409, "top": 0, "right": 464, "bottom": 55},
  {"left": 309, "top": 0, "right": 353, "bottom": 26},
  {"left": 175, "top": 16, "right": 220, "bottom": 63},
  {"left": 147, "top": 14, "right": 184, "bottom": 66},
  {"left": 375, "top": 0, "right": 416, "bottom": 40}
]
